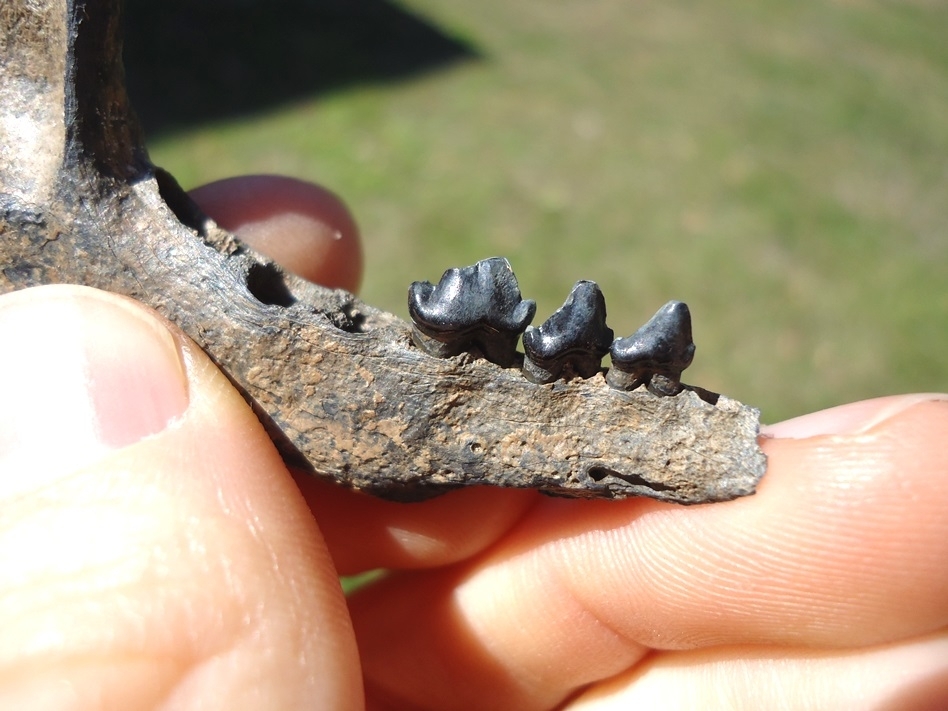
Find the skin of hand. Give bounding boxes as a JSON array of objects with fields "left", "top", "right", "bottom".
[{"left": 0, "top": 175, "right": 945, "bottom": 710}]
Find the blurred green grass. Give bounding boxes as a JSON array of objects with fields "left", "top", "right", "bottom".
[{"left": 146, "top": 0, "right": 948, "bottom": 423}]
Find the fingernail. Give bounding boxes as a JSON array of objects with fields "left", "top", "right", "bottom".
[
  {"left": 0, "top": 287, "right": 189, "bottom": 491},
  {"left": 761, "top": 393, "right": 948, "bottom": 439}
]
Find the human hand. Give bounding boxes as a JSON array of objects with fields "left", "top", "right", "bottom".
[{"left": 1, "top": 176, "right": 945, "bottom": 710}]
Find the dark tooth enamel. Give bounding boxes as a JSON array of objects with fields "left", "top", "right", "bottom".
[
  {"left": 408, "top": 257, "right": 536, "bottom": 367},
  {"left": 522, "top": 280, "right": 613, "bottom": 384},
  {"left": 606, "top": 301, "right": 695, "bottom": 396}
]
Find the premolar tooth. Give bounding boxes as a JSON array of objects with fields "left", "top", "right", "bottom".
[
  {"left": 606, "top": 301, "right": 695, "bottom": 396},
  {"left": 522, "top": 280, "right": 613, "bottom": 384},
  {"left": 408, "top": 257, "right": 536, "bottom": 367}
]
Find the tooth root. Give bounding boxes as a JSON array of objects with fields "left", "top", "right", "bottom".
[
  {"left": 408, "top": 257, "right": 536, "bottom": 367},
  {"left": 522, "top": 280, "right": 613, "bottom": 384},
  {"left": 606, "top": 301, "right": 695, "bottom": 395}
]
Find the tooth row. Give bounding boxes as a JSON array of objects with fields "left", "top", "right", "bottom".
[{"left": 408, "top": 257, "right": 695, "bottom": 396}]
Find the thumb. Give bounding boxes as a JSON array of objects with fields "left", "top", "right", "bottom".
[{"left": 0, "top": 285, "right": 362, "bottom": 710}]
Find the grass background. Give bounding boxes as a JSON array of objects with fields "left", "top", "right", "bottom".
[{"left": 133, "top": 0, "right": 947, "bottom": 424}]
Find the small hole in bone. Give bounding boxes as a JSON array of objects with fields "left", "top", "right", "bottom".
[
  {"left": 588, "top": 466, "right": 674, "bottom": 492},
  {"left": 246, "top": 262, "right": 296, "bottom": 307}
]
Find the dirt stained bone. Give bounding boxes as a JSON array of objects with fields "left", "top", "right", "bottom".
[{"left": 0, "top": 0, "right": 767, "bottom": 503}]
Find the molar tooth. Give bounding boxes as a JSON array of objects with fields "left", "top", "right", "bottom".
[
  {"left": 408, "top": 257, "right": 536, "bottom": 367},
  {"left": 606, "top": 300, "right": 695, "bottom": 396},
  {"left": 522, "top": 280, "right": 613, "bottom": 384}
]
